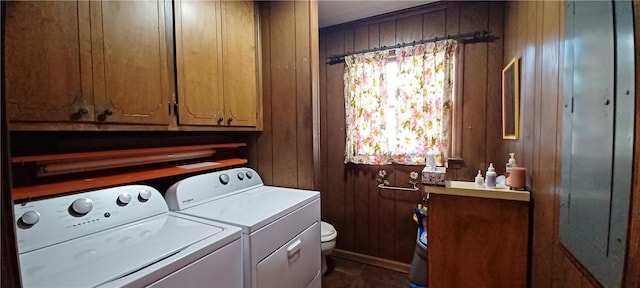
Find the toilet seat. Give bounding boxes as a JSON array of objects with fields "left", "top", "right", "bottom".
[{"left": 321, "top": 221, "right": 337, "bottom": 242}]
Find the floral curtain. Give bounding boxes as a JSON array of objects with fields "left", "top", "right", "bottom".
[
  {"left": 392, "top": 39, "right": 457, "bottom": 164},
  {"left": 343, "top": 50, "right": 390, "bottom": 164},
  {"left": 343, "top": 39, "right": 457, "bottom": 165}
]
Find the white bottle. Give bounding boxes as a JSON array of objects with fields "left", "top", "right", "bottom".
[
  {"left": 506, "top": 153, "right": 516, "bottom": 186},
  {"left": 475, "top": 170, "right": 484, "bottom": 186},
  {"left": 485, "top": 163, "right": 497, "bottom": 188},
  {"left": 506, "top": 153, "right": 517, "bottom": 176}
]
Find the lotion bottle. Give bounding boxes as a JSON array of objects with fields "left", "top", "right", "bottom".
[
  {"left": 506, "top": 153, "right": 516, "bottom": 176},
  {"left": 506, "top": 153, "right": 516, "bottom": 186},
  {"left": 475, "top": 170, "right": 484, "bottom": 186},
  {"left": 485, "top": 163, "right": 497, "bottom": 188}
]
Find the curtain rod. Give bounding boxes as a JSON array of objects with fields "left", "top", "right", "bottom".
[{"left": 327, "top": 30, "right": 492, "bottom": 65}]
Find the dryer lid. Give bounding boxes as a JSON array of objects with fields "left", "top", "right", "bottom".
[
  {"left": 177, "top": 186, "right": 320, "bottom": 233},
  {"left": 19, "top": 214, "right": 229, "bottom": 287}
]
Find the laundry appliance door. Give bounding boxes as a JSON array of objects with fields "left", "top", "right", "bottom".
[{"left": 256, "top": 222, "right": 320, "bottom": 288}]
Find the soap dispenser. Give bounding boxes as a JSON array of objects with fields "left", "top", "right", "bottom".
[
  {"left": 485, "top": 163, "right": 497, "bottom": 188},
  {"left": 475, "top": 170, "right": 484, "bottom": 186},
  {"left": 506, "top": 153, "right": 516, "bottom": 175},
  {"left": 506, "top": 153, "right": 517, "bottom": 186}
]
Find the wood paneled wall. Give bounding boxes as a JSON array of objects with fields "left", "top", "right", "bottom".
[
  {"left": 318, "top": 2, "right": 504, "bottom": 264},
  {"left": 503, "top": 2, "right": 573, "bottom": 287},
  {"left": 1, "top": 0, "right": 22, "bottom": 284},
  {"left": 504, "top": 2, "right": 640, "bottom": 287},
  {"left": 248, "top": 1, "right": 319, "bottom": 190}
]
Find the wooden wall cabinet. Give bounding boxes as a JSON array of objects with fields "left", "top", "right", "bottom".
[
  {"left": 4, "top": 1, "right": 90, "bottom": 123},
  {"left": 5, "top": 0, "right": 172, "bottom": 127},
  {"left": 175, "top": 0, "right": 260, "bottom": 128},
  {"left": 90, "top": 0, "right": 171, "bottom": 125}
]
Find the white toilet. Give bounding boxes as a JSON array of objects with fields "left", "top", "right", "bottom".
[{"left": 320, "top": 221, "right": 337, "bottom": 275}]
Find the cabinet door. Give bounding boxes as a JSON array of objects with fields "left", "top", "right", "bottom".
[
  {"left": 90, "top": 0, "right": 170, "bottom": 125},
  {"left": 222, "top": 1, "right": 258, "bottom": 127},
  {"left": 4, "top": 1, "right": 93, "bottom": 123},
  {"left": 174, "top": 0, "right": 225, "bottom": 126},
  {"left": 560, "top": 1, "right": 634, "bottom": 287}
]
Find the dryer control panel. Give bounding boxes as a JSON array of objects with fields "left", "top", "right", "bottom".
[
  {"left": 14, "top": 185, "right": 168, "bottom": 254},
  {"left": 165, "top": 167, "right": 263, "bottom": 211}
]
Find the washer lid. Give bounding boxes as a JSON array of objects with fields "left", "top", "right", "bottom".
[
  {"left": 19, "top": 214, "right": 228, "bottom": 287},
  {"left": 321, "top": 222, "right": 337, "bottom": 242},
  {"left": 178, "top": 186, "right": 320, "bottom": 233}
]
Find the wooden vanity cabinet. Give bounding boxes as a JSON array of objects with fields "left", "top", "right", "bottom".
[
  {"left": 175, "top": 0, "right": 259, "bottom": 128},
  {"left": 426, "top": 182, "right": 530, "bottom": 288},
  {"left": 5, "top": 0, "right": 172, "bottom": 127}
]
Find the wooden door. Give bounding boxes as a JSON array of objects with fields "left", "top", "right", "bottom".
[
  {"left": 222, "top": 1, "right": 258, "bottom": 127},
  {"left": 91, "top": 0, "right": 170, "bottom": 125},
  {"left": 174, "top": 0, "right": 225, "bottom": 126},
  {"left": 4, "top": 1, "right": 93, "bottom": 123}
]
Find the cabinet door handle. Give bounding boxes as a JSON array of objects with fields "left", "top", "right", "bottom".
[
  {"left": 228, "top": 117, "right": 233, "bottom": 124},
  {"left": 97, "top": 110, "right": 113, "bottom": 122},
  {"left": 70, "top": 108, "right": 89, "bottom": 120}
]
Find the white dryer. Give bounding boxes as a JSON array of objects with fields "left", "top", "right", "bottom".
[
  {"left": 14, "top": 185, "right": 243, "bottom": 288},
  {"left": 165, "top": 167, "right": 321, "bottom": 288}
]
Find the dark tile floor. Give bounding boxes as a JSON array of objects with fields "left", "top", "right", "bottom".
[{"left": 321, "top": 256, "right": 411, "bottom": 288}]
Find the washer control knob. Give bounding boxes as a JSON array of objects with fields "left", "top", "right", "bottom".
[
  {"left": 138, "top": 190, "right": 152, "bottom": 202},
  {"left": 117, "top": 193, "right": 132, "bottom": 205},
  {"left": 71, "top": 198, "right": 93, "bottom": 215},
  {"left": 219, "top": 174, "right": 230, "bottom": 185},
  {"left": 246, "top": 171, "right": 253, "bottom": 179},
  {"left": 21, "top": 211, "right": 41, "bottom": 225},
  {"left": 237, "top": 172, "right": 245, "bottom": 180}
]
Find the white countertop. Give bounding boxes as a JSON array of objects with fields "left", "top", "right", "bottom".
[{"left": 424, "top": 180, "right": 530, "bottom": 202}]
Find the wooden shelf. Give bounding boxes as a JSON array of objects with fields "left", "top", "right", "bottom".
[
  {"left": 11, "top": 143, "right": 248, "bottom": 201},
  {"left": 13, "top": 158, "right": 247, "bottom": 201},
  {"left": 12, "top": 143, "right": 246, "bottom": 163}
]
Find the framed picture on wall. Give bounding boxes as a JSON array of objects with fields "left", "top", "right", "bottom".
[{"left": 502, "top": 57, "right": 520, "bottom": 140}]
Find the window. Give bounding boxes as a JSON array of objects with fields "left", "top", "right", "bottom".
[{"left": 344, "top": 40, "right": 457, "bottom": 165}]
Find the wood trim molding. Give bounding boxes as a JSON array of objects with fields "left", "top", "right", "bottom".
[
  {"left": 452, "top": 44, "right": 465, "bottom": 159},
  {"left": 624, "top": 2, "right": 640, "bottom": 287},
  {"left": 332, "top": 248, "right": 411, "bottom": 274},
  {"left": 559, "top": 244, "right": 605, "bottom": 288},
  {"left": 310, "top": 0, "right": 321, "bottom": 191},
  {"left": 254, "top": 1, "right": 264, "bottom": 132}
]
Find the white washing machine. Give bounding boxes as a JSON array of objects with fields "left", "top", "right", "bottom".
[
  {"left": 165, "top": 167, "right": 321, "bottom": 288},
  {"left": 14, "top": 185, "right": 243, "bottom": 288}
]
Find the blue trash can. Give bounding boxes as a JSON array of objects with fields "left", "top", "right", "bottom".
[{"left": 409, "top": 208, "right": 427, "bottom": 288}]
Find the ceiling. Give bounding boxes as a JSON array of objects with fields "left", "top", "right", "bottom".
[{"left": 318, "top": 1, "right": 433, "bottom": 28}]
